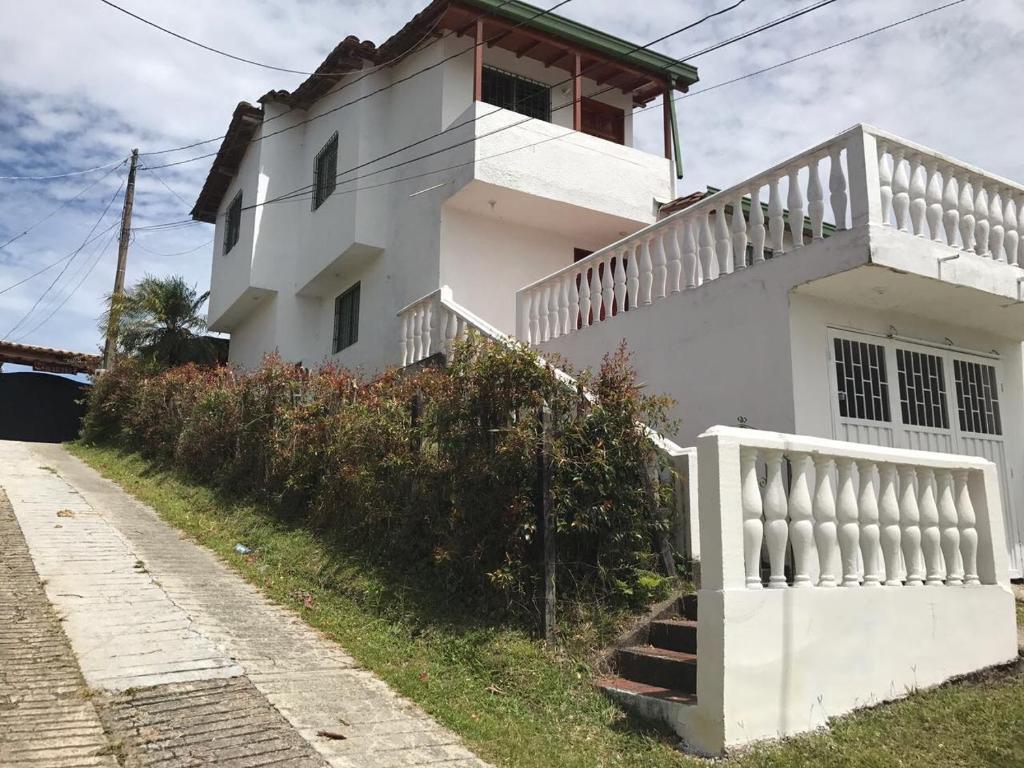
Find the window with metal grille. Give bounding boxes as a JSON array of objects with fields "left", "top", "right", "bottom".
[
  {"left": 223, "top": 191, "right": 242, "bottom": 254},
  {"left": 953, "top": 359, "right": 1002, "bottom": 435},
  {"left": 481, "top": 67, "right": 550, "bottom": 122},
  {"left": 896, "top": 348, "right": 949, "bottom": 429},
  {"left": 332, "top": 282, "right": 360, "bottom": 353},
  {"left": 833, "top": 338, "right": 891, "bottom": 422},
  {"left": 313, "top": 133, "right": 338, "bottom": 211}
]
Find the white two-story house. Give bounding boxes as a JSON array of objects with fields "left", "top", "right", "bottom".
[{"left": 194, "top": 0, "right": 1024, "bottom": 579}]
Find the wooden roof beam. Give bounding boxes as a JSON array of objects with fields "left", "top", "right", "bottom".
[{"left": 515, "top": 39, "right": 543, "bottom": 58}]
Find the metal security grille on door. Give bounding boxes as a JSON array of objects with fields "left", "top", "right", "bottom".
[
  {"left": 954, "top": 360, "right": 1002, "bottom": 435},
  {"left": 833, "top": 337, "right": 890, "bottom": 422},
  {"left": 896, "top": 348, "right": 949, "bottom": 429}
]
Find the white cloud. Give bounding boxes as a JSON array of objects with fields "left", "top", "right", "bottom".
[{"left": 0, "top": 0, "right": 1020, "bottom": 354}]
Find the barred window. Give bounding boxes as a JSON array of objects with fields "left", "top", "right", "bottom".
[
  {"left": 481, "top": 67, "right": 550, "bottom": 122},
  {"left": 313, "top": 132, "right": 338, "bottom": 211},
  {"left": 224, "top": 191, "right": 242, "bottom": 254},
  {"left": 332, "top": 282, "right": 360, "bottom": 353},
  {"left": 834, "top": 337, "right": 891, "bottom": 422},
  {"left": 896, "top": 348, "right": 949, "bottom": 429},
  {"left": 954, "top": 360, "right": 1002, "bottom": 435}
]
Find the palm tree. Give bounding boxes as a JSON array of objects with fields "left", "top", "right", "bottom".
[{"left": 102, "top": 275, "right": 214, "bottom": 367}]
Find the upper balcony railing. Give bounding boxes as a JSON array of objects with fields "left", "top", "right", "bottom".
[{"left": 515, "top": 124, "right": 1024, "bottom": 346}]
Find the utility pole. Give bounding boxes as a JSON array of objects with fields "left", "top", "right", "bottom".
[{"left": 102, "top": 148, "right": 139, "bottom": 370}]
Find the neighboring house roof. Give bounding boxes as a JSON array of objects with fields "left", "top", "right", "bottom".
[
  {"left": 0, "top": 340, "right": 101, "bottom": 375},
  {"left": 191, "top": 0, "right": 700, "bottom": 223}
]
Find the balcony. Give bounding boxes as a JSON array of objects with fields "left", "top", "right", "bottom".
[
  {"left": 444, "top": 102, "right": 673, "bottom": 239},
  {"left": 515, "top": 123, "right": 1024, "bottom": 345}
]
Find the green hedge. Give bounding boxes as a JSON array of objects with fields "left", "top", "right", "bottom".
[{"left": 82, "top": 337, "right": 678, "bottom": 618}]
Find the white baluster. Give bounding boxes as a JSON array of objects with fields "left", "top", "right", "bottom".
[
  {"left": 578, "top": 268, "right": 591, "bottom": 329},
  {"left": 892, "top": 149, "right": 910, "bottom": 231},
  {"left": 768, "top": 179, "right": 785, "bottom": 254},
  {"left": 763, "top": 450, "right": 789, "bottom": 589},
  {"left": 548, "top": 281, "right": 560, "bottom": 339},
  {"left": 829, "top": 146, "right": 848, "bottom": 230},
  {"left": 1017, "top": 195, "right": 1024, "bottom": 266},
  {"left": 665, "top": 224, "right": 682, "bottom": 294},
  {"left": 537, "top": 286, "right": 549, "bottom": 342},
  {"left": 588, "top": 263, "right": 602, "bottom": 325},
  {"left": 611, "top": 254, "right": 625, "bottom": 315},
  {"left": 437, "top": 307, "right": 450, "bottom": 357},
  {"left": 556, "top": 276, "right": 569, "bottom": 337},
  {"left": 955, "top": 470, "right": 980, "bottom": 585},
  {"left": 788, "top": 168, "right": 805, "bottom": 248},
  {"left": 750, "top": 187, "right": 766, "bottom": 262},
  {"left": 789, "top": 453, "right": 815, "bottom": 588},
  {"left": 715, "top": 207, "right": 731, "bottom": 275},
  {"left": 419, "top": 303, "right": 432, "bottom": 360},
  {"left": 878, "top": 143, "right": 894, "bottom": 225},
  {"left": 443, "top": 309, "right": 457, "bottom": 357},
  {"left": 399, "top": 314, "right": 409, "bottom": 366},
  {"left": 411, "top": 305, "right": 423, "bottom": 362},
  {"left": 638, "top": 239, "right": 653, "bottom": 306},
  {"left": 974, "top": 184, "right": 990, "bottom": 257},
  {"left": 651, "top": 233, "right": 667, "bottom": 301},
  {"left": 731, "top": 197, "right": 748, "bottom": 268},
  {"left": 857, "top": 461, "right": 882, "bottom": 587},
  {"left": 918, "top": 468, "right": 944, "bottom": 585},
  {"left": 878, "top": 464, "right": 902, "bottom": 586},
  {"left": 567, "top": 272, "right": 579, "bottom": 334},
  {"left": 528, "top": 290, "right": 540, "bottom": 344},
  {"left": 698, "top": 210, "right": 715, "bottom": 281},
  {"left": 1004, "top": 198, "right": 1020, "bottom": 267},
  {"left": 808, "top": 159, "right": 824, "bottom": 240},
  {"left": 989, "top": 190, "right": 1005, "bottom": 262},
  {"left": 937, "top": 470, "right": 963, "bottom": 585},
  {"left": 606, "top": 257, "right": 622, "bottom": 317},
  {"left": 813, "top": 456, "right": 839, "bottom": 587},
  {"left": 925, "top": 162, "right": 944, "bottom": 242},
  {"left": 909, "top": 157, "right": 928, "bottom": 237},
  {"left": 682, "top": 219, "right": 699, "bottom": 287},
  {"left": 942, "top": 172, "right": 960, "bottom": 247},
  {"left": 898, "top": 466, "right": 924, "bottom": 586},
  {"left": 625, "top": 247, "right": 640, "bottom": 308},
  {"left": 959, "top": 180, "right": 976, "bottom": 253},
  {"left": 741, "top": 448, "right": 764, "bottom": 589},
  {"left": 836, "top": 458, "right": 861, "bottom": 587}
]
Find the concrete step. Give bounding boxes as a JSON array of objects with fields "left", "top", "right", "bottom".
[
  {"left": 596, "top": 675, "right": 697, "bottom": 704},
  {"left": 615, "top": 646, "right": 697, "bottom": 693},
  {"left": 649, "top": 619, "right": 697, "bottom": 654}
]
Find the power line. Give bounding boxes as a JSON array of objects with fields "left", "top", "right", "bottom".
[
  {"left": 0, "top": 156, "right": 128, "bottom": 181},
  {"left": 677, "top": 0, "right": 968, "bottom": 100},
  {"left": 0, "top": 160, "right": 126, "bottom": 251},
  {"left": 237, "top": 0, "right": 965, "bottom": 214},
  {"left": 132, "top": 238, "right": 214, "bottom": 258},
  {"left": 139, "top": 0, "right": 581, "bottom": 170},
  {"left": 14, "top": 225, "right": 122, "bottom": 342},
  {"left": 3, "top": 180, "right": 125, "bottom": 340}
]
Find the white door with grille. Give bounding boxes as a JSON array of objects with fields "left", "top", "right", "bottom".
[{"left": 828, "top": 329, "right": 1022, "bottom": 578}]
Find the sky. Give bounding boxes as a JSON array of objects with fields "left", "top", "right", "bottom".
[{"left": 1, "top": 0, "right": 1022, "bottom": 356}]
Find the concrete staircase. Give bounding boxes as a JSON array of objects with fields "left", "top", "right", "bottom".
[{"left": 597, "top": 594, "right": 698, "bottom": 729}]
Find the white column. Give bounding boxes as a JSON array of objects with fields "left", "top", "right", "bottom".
[
  {"left": 813, "top": 456, "right": 839, "bottom": 587},
  {"left": 937, "top": 470, "right": 963, "bottom": 585},
  {"left": 918, "top": 468, "right": 944, "bottom": 586},
  {"left": 763, "top": 450, "right": 789, "bottom": 589},
  {"left": 857, "top": 460, "right": 882, "bottom": 587},
  {"left": 788, "top": 453, "right": 815, "bottom": 588},
  {"left": 878, "top": 463, "right": 902, "bottom": 586},
  {"left": 836, "top": 458, "right": 861, "bottom": 587},
  {"left": 955, "top": 469, "right": 980, "bottom": 585},
  {"left": 898, "top": 465, "right": 924, "bottom": 586},
  {"left": 750, "top": 186, "right": 766, "bottom": 262},
  {"left": 740, "top": 447, "right": 764, "bottom": 589}
]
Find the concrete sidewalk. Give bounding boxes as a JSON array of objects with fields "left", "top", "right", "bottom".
[{"left": 0, "top": 440, "right": 488, "bottom": 768}]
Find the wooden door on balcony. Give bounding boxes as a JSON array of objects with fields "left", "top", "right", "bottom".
[
  {"left": 581, "top": 98, "right": 624, "bottom": 145},
  {"left": 827, "top": 329, "right": 1022, "bottom": 577}
]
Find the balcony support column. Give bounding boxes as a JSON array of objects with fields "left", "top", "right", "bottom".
[
  {"left": 572, "top": 53, "right": 582, "bottom": 132},
  {"left": 473, "top": 18, "right": 484, "bottom": 102}
]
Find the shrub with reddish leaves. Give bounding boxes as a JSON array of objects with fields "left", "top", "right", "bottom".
[{"left": 81, "top": 338, "right": 678, "bottom": 615}]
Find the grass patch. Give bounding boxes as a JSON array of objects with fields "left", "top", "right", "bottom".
[{"left": 68, "top": 442, "right": 1024, "bottom": 768}]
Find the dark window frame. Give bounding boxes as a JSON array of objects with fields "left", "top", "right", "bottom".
[
  {"left": 332, "top": 282, "right": 360, "bottom": 354},
  {"left": 224, "top": 191, "right": 242, "bottom": 254},
  {"left": 313, "top": 132, "right": 339, "bottom": 211},
  {"left": 481, "top": 66, "right": 551, "bottom": 122}
]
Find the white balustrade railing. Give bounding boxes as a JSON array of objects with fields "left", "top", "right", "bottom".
[
  {"left": 515, "top": 124, "right": 1024, "bottom": 346},
  {"left": 698, "top": 425, "right": 1010, "bottom": 592},
  {"left": 398, "top": 285, "right": 502, "bottom": 367}
]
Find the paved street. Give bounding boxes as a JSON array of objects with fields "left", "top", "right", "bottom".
[{"left": 0, "top": 440, "right": 488, "bottom": 767}]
